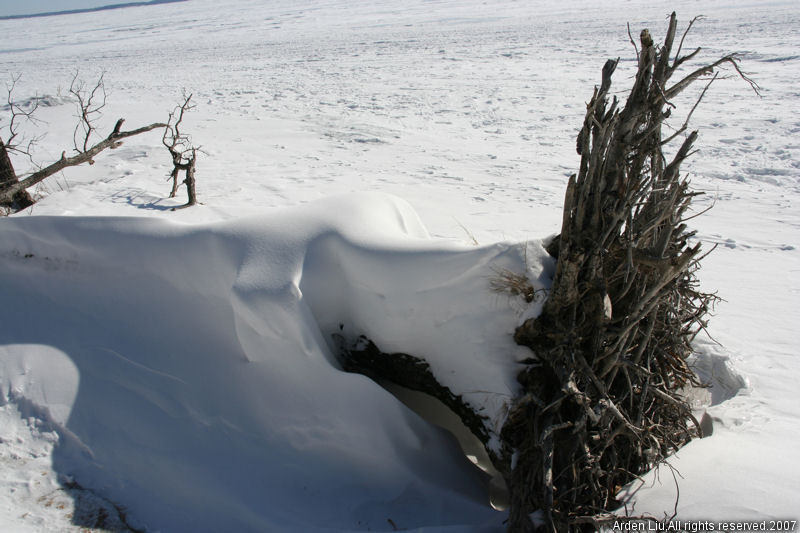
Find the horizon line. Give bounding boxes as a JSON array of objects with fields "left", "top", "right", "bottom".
[{"left": 0, "top": 0, "right": 187, "bottom": 21}]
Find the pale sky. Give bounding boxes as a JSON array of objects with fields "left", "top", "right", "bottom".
[{"left": 0, "top": 1, "right": 134, "bottom": 17}]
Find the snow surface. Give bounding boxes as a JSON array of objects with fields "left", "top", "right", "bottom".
[
  {"left": 1, "top": 196, "right": 534, "bottom": 532},
  {"left": 1, "top": 0, "right": 799, "bottom": 531}
]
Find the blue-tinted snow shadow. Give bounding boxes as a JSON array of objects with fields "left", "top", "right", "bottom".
[
  {"left": 107, "top": 188, "right": 184, "bottom": 211},
  {"left": 0, "top": 247, "right": 250, "bottom": 531},
  {"left": 0, "top": 224, "right": 503, "bottom": 533}
]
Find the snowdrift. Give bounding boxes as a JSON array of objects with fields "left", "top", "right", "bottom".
[
  {"left": 0, "top": 193, "right": 551, "bottom": 532},
  {"left": 3, "top": 0, "right": 799, "bottom": 527}
]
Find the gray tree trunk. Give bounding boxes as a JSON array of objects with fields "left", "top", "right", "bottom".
[{"left": 0, "top": 138, "right": 34, "bottom": 210}]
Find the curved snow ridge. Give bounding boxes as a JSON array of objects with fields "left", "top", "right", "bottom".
[
  {"left": 299, "top": 230, "right": 547, "bottom": 425},
  {"left": 0, "top": 193, "right": 535, "bottom": 532}
]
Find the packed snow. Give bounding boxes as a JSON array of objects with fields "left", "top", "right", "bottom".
[{"left": 1, "top": 0, "right": 799, "bottom": 531}]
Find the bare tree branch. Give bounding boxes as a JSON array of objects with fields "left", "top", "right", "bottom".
[
  {"left": 0, "top": 119, "right": 165, "bottom": 207},
  {"left": 69, "top": 71, "right": 108, "bottom": 154},
  {"left": 672, "top": 16, "right": 702, "bottom": 66},
  {"left": 665, "top": 54, "right": 760, "bottom": 101},
  {"left": 661, "top": 72, "right": 718, "bottom": 146},
  {"left": 1, "top": 75, "right": 42, "bottom": 210},
  {"left": 3, "top": 74, "right": 43, "bottom": 156}
]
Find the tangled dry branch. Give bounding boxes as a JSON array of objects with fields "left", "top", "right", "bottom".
[{"left": 504, "top": 13, "right": 753, "bottom": 532}]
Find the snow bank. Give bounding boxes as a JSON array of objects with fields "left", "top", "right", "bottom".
[{"left": 0, "top": 193, "right": 547, "bottom": 532}]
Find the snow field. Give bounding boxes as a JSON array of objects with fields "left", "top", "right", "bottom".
[{"left": 1, "top": 0, "right": 800, "bottom": 530}]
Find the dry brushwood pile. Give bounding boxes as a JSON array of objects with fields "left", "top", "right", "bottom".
[
  {"left": 335, "top": 12, "right": 757, "bottom": 533},
  {"left": 504, "top": 13, "right": 757, "bottom": 532}
]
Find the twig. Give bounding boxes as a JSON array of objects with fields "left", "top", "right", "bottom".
[{"left": 70, "top": 71, "right": 108, "bottom": 153}]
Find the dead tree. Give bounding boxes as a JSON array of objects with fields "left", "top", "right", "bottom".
[
  {"left": 504, "top": 14, "right": 758, "bottom": 532},
  {"left": 0, "top": 75, "right": 39, "bottom": 210},
  {"left": 0, "top": 74, "right": 166, "bottom": 212},
  {"left": 162, "top": 92, "right": 198, "bottom": 209},
  {"left": 335, "top": 14, "right": 757, "bottom": 533},
  {"left": 0, "top": 139, "right": 33, "bottom": 211}
]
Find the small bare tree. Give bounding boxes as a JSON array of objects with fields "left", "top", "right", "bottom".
[
  {"left": 0, "top": 74, "right": 166, "bottom": 212},
  {"left": 162, "top": 92, "right": 198, "bottom": 209}
]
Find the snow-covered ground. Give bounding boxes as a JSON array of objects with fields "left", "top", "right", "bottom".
[{"left": 1, "top": 0, "right": 799, "bottom": 531}]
